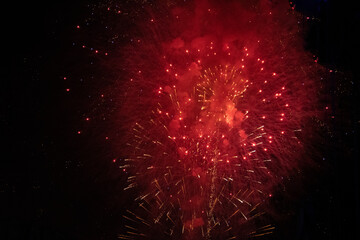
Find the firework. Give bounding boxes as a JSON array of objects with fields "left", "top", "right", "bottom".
[{"left": 75, "top": 0, "right": 324, "bottom": 239}]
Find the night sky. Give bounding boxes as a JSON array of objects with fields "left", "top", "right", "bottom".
[{"left": 2, "top": 0, "right": 359, "bottom": 239}]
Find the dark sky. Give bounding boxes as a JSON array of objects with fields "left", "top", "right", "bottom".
[{"left": 2, "top": 0, "right": 359, "bottom": 239}]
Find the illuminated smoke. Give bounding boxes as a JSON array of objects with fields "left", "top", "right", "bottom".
[{"left": 88, "top": 0, "right": 326, "bottom": 239}]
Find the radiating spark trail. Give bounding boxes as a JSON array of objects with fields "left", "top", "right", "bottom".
[{"left": 94, "top": 0, "right": 327, "bottom": 239}]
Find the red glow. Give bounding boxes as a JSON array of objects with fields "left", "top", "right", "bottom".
[{"left": 109, "top": 0, "right": 324, "bottom": 238}]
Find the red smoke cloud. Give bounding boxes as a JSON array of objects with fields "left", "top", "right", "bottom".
[{"left": 113, "top": 0, "right": 324, "bottom": 239}]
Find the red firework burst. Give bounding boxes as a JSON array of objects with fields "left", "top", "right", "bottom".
[{"left": 95, "top": 0, "right": 326, "bottom": 239}]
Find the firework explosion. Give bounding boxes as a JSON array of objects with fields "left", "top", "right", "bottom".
[{"left": 74, "top": 0, "right": 325, "bottom": 239}]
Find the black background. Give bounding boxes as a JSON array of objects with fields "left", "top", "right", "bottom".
[{"left": 2, "top": 0, "right": 359, "bottom": 239}]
